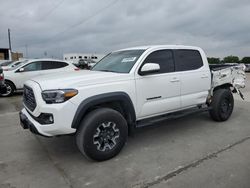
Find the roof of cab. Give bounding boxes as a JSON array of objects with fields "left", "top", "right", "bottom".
[{"left": 116, "top": 45, "right": 202, "bottom": 52}]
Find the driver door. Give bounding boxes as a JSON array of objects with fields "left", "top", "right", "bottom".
[{"left": 135, "top": 50, "right": 181, "bottom": 119}]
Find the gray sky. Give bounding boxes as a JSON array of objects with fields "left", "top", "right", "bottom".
[{"left": 0, "top": 0, "right": 250, "bottom": 59}]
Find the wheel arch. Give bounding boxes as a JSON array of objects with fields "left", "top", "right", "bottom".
[
  {"left": 4, "top": 79, "right": 16, "bottom": 90},
  {"left": 213, "top": 83, "right": 233, "bottom": 92},
  {"left": 71, "top": 92, "right": 136, "bottom": 132}
]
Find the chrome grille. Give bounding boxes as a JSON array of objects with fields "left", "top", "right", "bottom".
[{"left": 23, "top": 85, "right": 36, "bottom": 111}]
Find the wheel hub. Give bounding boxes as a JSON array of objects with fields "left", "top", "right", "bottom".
[
  {"left": 93, "top": 122, "right": 120, "bottom": 152},
  {"left": 1, "top": 83, "right": 12, "bottom": 96}
]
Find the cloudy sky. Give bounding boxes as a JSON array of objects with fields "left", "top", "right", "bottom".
[{"left": 0, "top": 0, "right": 249, "bottom": 59}]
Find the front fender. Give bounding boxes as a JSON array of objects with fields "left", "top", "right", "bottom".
[{"left": 71, "top": 92, "right": 136, "bottom": 129}]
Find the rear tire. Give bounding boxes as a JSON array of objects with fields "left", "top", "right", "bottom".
[
  {"left": 0, "top": 81, "right": 15, "bottom": 97},
  {"left": 76, "top": 108, "right": 128, "bottom": 161},
  {"left": 209, "top": 89, "right": 234, "bottom": 121}
]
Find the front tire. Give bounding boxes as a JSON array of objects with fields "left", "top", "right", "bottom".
[
  {"left": 76, "top": 108, "right": 128, "bottom": 161},
  {"left": 209, "top": 89, "right": 234, "bottom": 121},
  {"left": 0, "top": 81, "right": 15, "bottom": 97}
]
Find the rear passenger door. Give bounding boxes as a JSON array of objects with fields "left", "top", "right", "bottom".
[
  {"left": 174, "top": 49, "right": 211, "bottom": 108},
  {"left": 135, "top": 50, "right": 181, "bottom": 119}
]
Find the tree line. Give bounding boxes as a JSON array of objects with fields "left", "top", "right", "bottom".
[{"left": 207, "top": 56, "right": 250, "bottom": 64}]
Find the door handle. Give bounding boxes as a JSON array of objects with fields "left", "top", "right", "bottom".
[
  {"left": 170, "top": 78, "right": 180, "bottom": 82},
  {"left": 201, "top": 75, "right": 208, "bottom": 78}
]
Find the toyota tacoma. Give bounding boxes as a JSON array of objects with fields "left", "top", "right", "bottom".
[{"left": 20, "top": 45, "right": 246, "bottom": 161}]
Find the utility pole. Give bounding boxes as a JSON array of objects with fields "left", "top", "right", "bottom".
[
  {"left": 25, "top": 44, "right": 28, "bottom": 58},
  {"left": 8, "top": 28, "right": 12, "bottom": 52}
]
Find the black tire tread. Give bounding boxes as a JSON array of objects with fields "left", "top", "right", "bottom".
[
  {"left": 209, "top": 89, "right": 234, "bottom": 121},
  {"left": 76, "top": 108, "right": 128, "bottom": 161}
]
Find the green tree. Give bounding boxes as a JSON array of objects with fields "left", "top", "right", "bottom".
[
  {"left": 223, "top": 55, "right": 239, "bottom": 63},
  {"left": 241, "top": 57, "right": 250, "bottom": 64},
  {"left": 207, "top": 57, "right": 220, "bottom": 64}
]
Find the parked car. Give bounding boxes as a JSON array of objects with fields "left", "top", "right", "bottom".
[
  {"left": 245, "top": 64, "right": 250, "bottom": 72},
  {"left": 0, "top": 60, "right": 13, "bottom": 67},
  {"left": 20, "top": 45, "right": 246, "bottom": 161},
  {"left": 0, "top": 67, "right": 7, "bottom": 94},
  {"left": 77, "top": 59, "right": 96, "bottom": 69},
  {"left": 1, "top": 59, "right": 79, "bottom": 97},
  {"left": 1, "top": 60, "right": 25, "bottom": 71}
]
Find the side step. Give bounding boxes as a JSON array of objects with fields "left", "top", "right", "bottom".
[{"left": 136, "top": 106, "right": 211, "bottom": 128}]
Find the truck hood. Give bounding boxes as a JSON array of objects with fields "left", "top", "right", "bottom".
[{"left": 30, "top": 70, "right": 131, "bottom": 90}]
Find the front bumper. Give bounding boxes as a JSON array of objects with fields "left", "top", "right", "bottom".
[
  {"left": 20, "top": 80, "right": 78, "bottom": 137},
  {"left": 19, "top": 111, "right": 48, "bottom": 137},
  {"left": 20, "top": 105, "right": 77, "bottom": 137}
]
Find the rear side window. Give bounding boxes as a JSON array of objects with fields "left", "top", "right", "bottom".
[
  {"left": 41, "top": 61, "right": 68, "bottom": 70},
  {"left": 141, "top": 50, "right": 175, "bottom": 74},
  {"left": 174, "top": 50, "right": 203, "bottom": 71}
]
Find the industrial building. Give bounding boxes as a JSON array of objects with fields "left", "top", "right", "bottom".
[{"left": 0, "top": 48, "right": 23, "bottom": 63}]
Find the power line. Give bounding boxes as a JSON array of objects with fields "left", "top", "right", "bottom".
[
  {"left": 16, "top": 0, "right": 120, "bottom": 48},
  {"left": 38, "top": 0, "right": 65, "bottom": 21},
  {"left": 54, "top": 0, "right": 120, "bottom": 37}
]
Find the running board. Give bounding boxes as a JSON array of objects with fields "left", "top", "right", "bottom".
[{"left": 136, "top": 107, "right": 211, "bottom": 128}]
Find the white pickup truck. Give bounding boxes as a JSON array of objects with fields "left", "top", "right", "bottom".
[{"left": 20, "top": 45, "right": 246, "bottom": 161}]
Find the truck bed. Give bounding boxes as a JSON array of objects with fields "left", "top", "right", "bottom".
[
  {"left": 209, "top": 64, "right": 239, "bottom": 71},
  {"left": 210, "top": 64, "right": 246, "bottom": 97}
]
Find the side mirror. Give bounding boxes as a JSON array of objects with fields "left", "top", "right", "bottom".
[
  {"left": 18, "top": 68, "right": 24, "bottom": 72},
  {"left": 140, "top": 63, "right": 160, "bottom": 75}
]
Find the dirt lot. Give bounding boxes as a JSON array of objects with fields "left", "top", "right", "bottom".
[{"left": 0, "top": 74, "right": 250, "bottom": 188}]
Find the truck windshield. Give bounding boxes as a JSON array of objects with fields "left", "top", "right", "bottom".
[{"left": 92, "top": 50, "right": 145, "bottom": 73}]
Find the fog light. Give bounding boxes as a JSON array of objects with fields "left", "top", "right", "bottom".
[
  {"left": 49, "top": 115, "right": 54, "bottom": 123},
  {"left": 38, "top": 113, "right": 54, "bottom": 125}
]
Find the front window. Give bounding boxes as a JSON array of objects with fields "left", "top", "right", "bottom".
[
  {"left": 92, "top": 50, "right": 145, "bottom": 73},
  {"left": 22, "top": 62, "right": 42, "bottom": 72}
]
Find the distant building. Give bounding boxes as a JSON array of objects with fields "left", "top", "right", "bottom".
[
  {"left": 11, "top": 52, "right": 23, "bottom": 61},
  {"left": 63, "top": 53, "right": 105, "bottom": 64},
  {"left": 0, "top": 48, "right": 11, "bottom": 61},
  {"left": 0, "top": 48, "right": 23, "bottom": 63}
]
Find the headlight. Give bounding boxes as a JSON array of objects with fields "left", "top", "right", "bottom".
[{"left": 42, "top": 89, "right": 78, "bottom": 104}]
